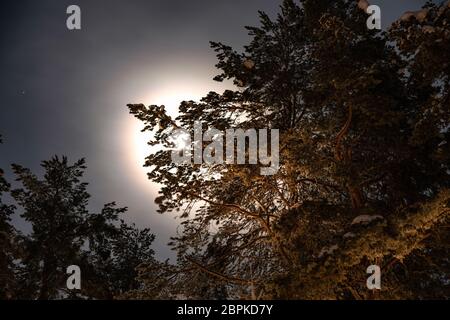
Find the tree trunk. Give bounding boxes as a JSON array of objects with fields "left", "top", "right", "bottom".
[{"left": 38, "top": 254, "right": 53, "bottom": 300}]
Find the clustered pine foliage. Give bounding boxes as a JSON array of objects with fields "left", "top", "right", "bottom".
[
  {"left": 0, "top": 153, "right": 156, "bottom": 299},
  {"left": 0, "top": 135, "right": 18, "bottom": 299},
  {"left": 126, "top": 0, "right": 450, "bottom": 299}
]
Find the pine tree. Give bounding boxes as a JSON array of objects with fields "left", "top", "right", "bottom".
[
  {"left": 87, "top": 214, "right": 156, "bottom": 299},
  {"left": 10, "top": 156, "right": 156, "bottom": 299},
  {"left": 0, "top": 135, "right": 19, "bottom": 299},
  {"left": 128, "top": 0, "right": 449, "bottom": 299}
]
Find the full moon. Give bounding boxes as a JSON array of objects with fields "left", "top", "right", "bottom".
[{"left": 129, "top": 85, "right": 207, "bottom": 177}]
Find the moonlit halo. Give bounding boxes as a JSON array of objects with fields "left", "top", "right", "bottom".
[
  {"left": 131, "top": 86, "right": 206, "bottom": 176},
  {"left": 119, "top": 67, "right": 232, "bottom": 193}
]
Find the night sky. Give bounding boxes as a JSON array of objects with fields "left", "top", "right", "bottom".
[{"left": 0, "top": 0, "right": 434, "bottom": 260}]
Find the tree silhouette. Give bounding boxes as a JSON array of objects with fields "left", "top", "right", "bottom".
[
  {"left": 0, "top": 135, "right": 19, "bottom": 299},
  {"left": 128, "top": 0, "right": 449, "bottom": 299},
  {"left": 8, "top": 156, "right": 155, "bottom": 299}
]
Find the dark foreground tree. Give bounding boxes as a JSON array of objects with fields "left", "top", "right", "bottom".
[
  {"left": 127, "top": 0, "right": 449, "bottom": 299},
  {"left": 10, "top": 156, "right": 155, "bottom": 299},
  {"left": 0, "top": 135, "right": 19, "bottom": 299}
]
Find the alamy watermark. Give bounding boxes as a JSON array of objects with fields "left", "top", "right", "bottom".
[
  {"left": 66, "top": 5, "right": 81, "bottom": 30},
  {"left": 358, "top": 1, "right": 381, "bottom": 30},
  {"left": 170, "top": 122, "right": 279, "bottom": 176},
  {"left": 366, "top": 265, "right": 381, "bottom": 290},
  {"left": 66, "top": 265, "right": 81, "bottom": 290}
]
